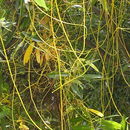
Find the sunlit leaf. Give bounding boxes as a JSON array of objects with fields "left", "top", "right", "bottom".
[
  {"left": 35, "top": 49, "right": 40, "bottom": 64},
  {"left": 101, "top": 120, "right": 121, "bottom": 130},
  {"left": 19, "top": 122, "right": 29, "bottom": 130},
  {"left": 89, "top": 63, "right": 99, "bottom": 72},
  {"left": 34, "top": 0, "right": 48, "bottom": 11},
  {"left": 23, "top": 42, "right": 34, "bottom": 65},
  {"left": 85, "top": 60, "right": 99, "bottom": 72},
  {"left": 87, "top": 108, "right": 104, "bottom": 117}
]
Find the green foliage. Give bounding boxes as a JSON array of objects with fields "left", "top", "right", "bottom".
[
  {"left": 72, "top": 125, "right": 93, "bottom": 130},
  {"left": 101, "top": 120, "right": 121, "bottom": 130},
  {"left": 0, "top": 0, "right": 129, "bottom": 129},
  {"left": 0, "top": 105, "right": 11, "bottom": 129},
  {"left": 47, "top": 71, "right": 69, "bottom": 79},
  {"left": 34, "top": 0, "right": 48, "bottom": 11}
]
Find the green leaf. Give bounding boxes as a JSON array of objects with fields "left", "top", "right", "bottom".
[
  {"left": 71, "top": 84, "right": 83, "bottom": 99},
  {"left": 72, "top": 125, "right": 93, "bottom": 130},
  {"left": 83, "top": 74, "right": 102, "bottom": 80},
  {"left": 85, "top": 60, "right": 99, "bottom": 72},
  {"left": 101, "top": 120, "right": 121, "bottom": 130},
  {"left": 71, "top": 117, "right": 94, "bottom": 130},
  {"left": 122, "top": 64, "right": 130, "bottom": 72},
  {"left": 34, "top": 0, "right": 48, "bottom": 11},
  {"left": 89, "top": 63, "right": 99, "bottom": 72},
  {"left": 121, "top": 116, "right": 127, "bottom": 130},
  {"left": 47, "top": 72, "right": 69, "bottom": 79},
  {"left": 71, "top": 117, "right": 83, "bottom": 123}
]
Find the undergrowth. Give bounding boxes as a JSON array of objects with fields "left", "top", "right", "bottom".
[{"left": 0, "top": 0, "right": 130, "bottom": 129}]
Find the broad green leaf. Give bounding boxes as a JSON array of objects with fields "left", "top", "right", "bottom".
[
  {"left": 83, "top": 74, "right": 102, "bottom": 80},
  {"left": 101, "top": 120, "right": 121, "bottom": 130},
  {"left": 23, "top": 42, "right": 34, "bottom": 65},
  {"left": 70, "top": 117, "right": 83, "bottom": 123},
  {"left": 34, "top": 0, "right": 48, "bottom": 11},
  {"left": 47, "top": 72, "right": 69, "bottom": 79},
  {"left": 87, "top": 108, "right": 104, "bottom": 117}
]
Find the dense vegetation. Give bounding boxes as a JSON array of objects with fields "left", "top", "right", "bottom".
[{"left": 0, "top": 0, "right": 130, "bottom": 129}]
